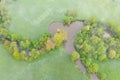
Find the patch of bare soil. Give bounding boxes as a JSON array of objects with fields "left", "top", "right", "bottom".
[
  {"left": 48, "top": 21, "right": 99, "bottom": 80},
  {"left": 103, "top": 31, "right": 111, "bottom": 38}
]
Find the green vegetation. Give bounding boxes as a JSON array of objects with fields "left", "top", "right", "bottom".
[
  {"left": 71, "top": 51, "right": 80, "bottom": 61},
  {"left": 1, "top": 0, "right": 120, "bottom": 80},
  {"left": 0, "top": 6, "right": 67, "bottom": 61},
  {"left": 0, "top": 45, "right": 88, "bottom": 80},
  {"left": 1, "top": 28, "right": 67, "bottom": 61},
  {"left": 74, "top": 17, "right": 120, "bottom": 79}
]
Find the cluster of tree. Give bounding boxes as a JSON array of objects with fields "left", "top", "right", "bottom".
[
  {"left": 0, "top": 4, "right": 68, "bottom": 61},
  {"left": 1, "top": 26, "right": 67, "bottom": 61},
  {"left": 74, "top": 18, "right": 120, "bottom": 77},
  {"left": 2, "top": 32, "right": 51, "bottom": 61}
]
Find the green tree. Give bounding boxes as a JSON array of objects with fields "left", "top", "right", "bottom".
[
  {"left": 98, "top": 72, "right": 107, "bottom": 80},
  {"left": 63, "top": 16, "right": 73, "bottom": 25},
  {"left": 109, "top": 50, "right": 116, "bottom": 59},
  {"left": 88, "top": 63, "right": 99, "bottom": 73},
  {"left": 45, "top": 38, "right": 55, "bottom": 51},
  {"left": 13, "top": 51, "right": 20, "bottom": 60},
  {"left": 98, "top": 54, "right": 107, "bottom": 61},
  {"left": 71, "top": 51, "right": 80, "bottom": 61},
  {"left": 53, "top": 29, "right": 67, "bottom": 47},
  {"left": 20, "top": 39, "right": 31, "bottom": 50},
  {"left": 11, "top": 34, "right": 20, "bottom": 41}
]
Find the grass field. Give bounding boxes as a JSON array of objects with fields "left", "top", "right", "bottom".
[
  {"left": 98, "top": 60, "right": 120, "bottom": 80},
  {"left": 5, "top": 0, "right": 120, "bottom": 39},
  {"left": 0, "top": 45, "right": 88, "bottom": 80}
]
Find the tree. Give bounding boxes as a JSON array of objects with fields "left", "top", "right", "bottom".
[
  {"left": 98, "top": 72, "right": 107, "bottom": 80},
  {"left": 109, "top": 50, "right": 116, "bottom": 59},
  {"left": 85, "top": 25, "right": 90, "bottom": 31},
  {"left": 8, "top": 41, "right": 18, "bottom": 52},
  {"left": 20, "top": 39, "right": 31, "bottom": 50},
  {"left": 63, "top": 16, "right": 73, "bottom": 25},
  {"left": 92, "top": 36, "right": 101, "bottom": 44},
  {"left": 71, "top": 51, "right": 80, "bottom": 61},
  {"left": 45, "top": 38, "right": 55, "bottom": 51},
  {"left": 88, "top": 63, "right": 99, "bottom": 73},
  {"left": 13, "top": 49, "right": 21, "bottom": 60},
  {"left": 3, "top": 40, "right": 10, "bottom": 48},
  {"left": 84, "top": 58, "right": 92, "bottom": 67},
  {"left": 20, "top": 50, "right": 26, "bottom": 60},
  {"left": 53, "top": 29, "right": 67, "bottom": 47},
  {"left": 96, "top": 28, "right": 104, "bottom": 37},
  {"left": 98, "top": 54, "right": 107, "bottom": 61},
  {"left": 82, "top": 42, "right": 92, "bottom": 52},
  {"left": 11, "top": 34, "right": 20, "bottom": 41}
]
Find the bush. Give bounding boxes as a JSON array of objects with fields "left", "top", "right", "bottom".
[
  {"left": 20, "top": 50, "right": 26, "bottom": 60},
  {"left": 13, "top": 51, "right": 21, "bottom": 60},
  {"left": 9, "top": 41, "right": 18, "bottom": 52},
  {"left": 84, "top": 58, "right": 92, "bottom": 67},
  {"left": 98, "top": 54, "right": 107, "bottom": 61},
  {"left": 108, "top": 50, "right": 116, "bottom": 59},
  {"left": 37, "top": 32, "right": 50, "bottom": 49},
  {"left": 53, "top": 29, "right": 67, "bottom": 47},
  {"left": 20, "top": 39, "right": 31, "bottom": 50},
  {"left": 0, "top": 28, "right": 10, "bottom": 38},
  {"left": 10, "top": 34, "right": 21, "bottom": 41},
  {"left": 85, "top": 25, "right": 90, "bottom": 31},
  {"left": 92, "top": 36, "right": 101, "bottom": 44},
  {"left": 98, "top": 72, "right": 107, "bottom": 80},
  {"left": 96, "top": 28, "right": 104, "bottom": 37},
  {"left": 63, "top": 16, "right": 74, "bottom": 25},
  {"left": 71, "top": 51, "right": 80, "bottom": 61},
  {"left": 45, "top": 38, "right": 55, "bottom": 51},
  {"left": 3, "top": 40, "right": 10, "bottom": 48},
  {"left": 88, "top": 63, "right": 99, "bottom": 73}
]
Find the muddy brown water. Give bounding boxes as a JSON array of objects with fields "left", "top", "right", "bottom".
[{"left": 48, "top": 21, "right": 99, "bottom": 80}]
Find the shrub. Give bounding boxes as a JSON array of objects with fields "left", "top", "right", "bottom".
[
  {"left": 85, "top": 25, "right": 90, "bottom": 31},
  {"left": 13, "top": 50, "right": 21, "bottom": 60},
  {"left": 84, "top": 58, "right": 92, "bottom": 67},
  {"left": 53, "top": 29, "right": 67, "bottom": 47},
  {"left": 20, "top": 50, "right": 26, "bottom": 60},
  {"left": 3, "top": 40, "right": 10, "bottom": 48},
  {"left": 92, "top": 36, "right": 101, "bottom": 44},
  {"left": 108, "top": 50, "right": 116, "bottom": 59},
  {"left": 98, "top": 54, "right": 107, "bottom": 61},
  {"left": 8, "top": 41, "right": 18, "bottom": 52},
  {"left": 82, "top": 42, "right": 92, "bottom": 52},
  {"left": 37, "top": 32, "right": 50, "bottom": 49},
  {"left": 98, "top": 72, "right": 107, "bottom": 80},
  {"left": 20, "top": 39, "right": 31, "bottom": 50},
  {"left": 32, "top": 40, "right": 39, "bottom": 49},
  {"left": 0, "top": 28, "right": 10, "bottom": 38},
  {"left": 96, "top": 28, "right": 104, "bottom": 37},
  {"left": 45, "top": 38, "right": 55, "bottom": 51},
  {"left": 63, "top": 16, "right": 74, "bottom": 25},
  {"left": 88, "top": 63, "right": 99, "bottom": 73},
  {"left": 108, "top": 38, "right": 116, "bottom": 46},
  {"left": 10, "top": 34, "right": 21, "bottom": 41},
  {"left": 71, "top": 51, "right": 80, "bottom": 61}
]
